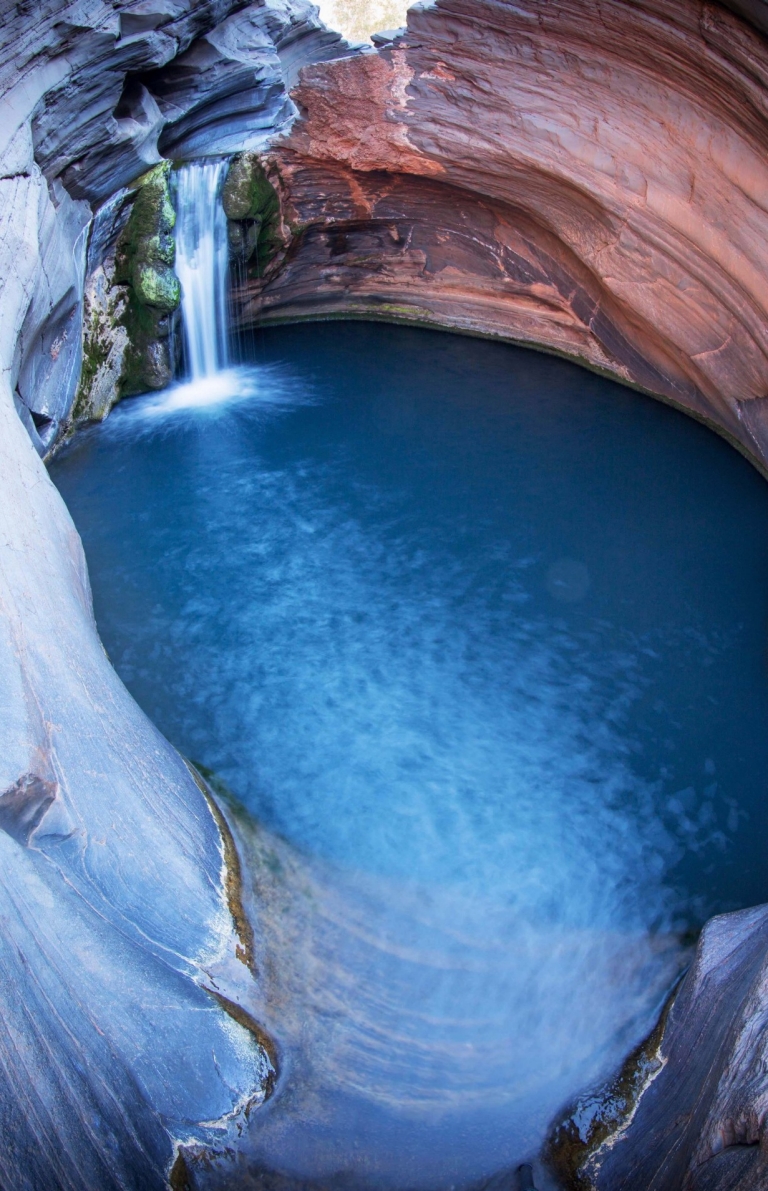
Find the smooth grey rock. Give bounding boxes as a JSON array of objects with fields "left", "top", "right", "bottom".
[
  {"left": 71, "top": 188, "right": 133, "bottom": 425},
  {"left": 14, "top": 175, "right": 90, "bottom": 449},
  {"left": 370, "top": 26, "right": 406, "bottom": 45},
  {"left": 0, "top": 157, "right": 273, "bottom": 1190},
  {"left": 0, "top": 0, "right": 361, "bottom": 1182},
  {"left": 570, "top": 904, "right": 768, "bottom": 1190},
  {"left": 690, "top": 1147, "right": 768, "bottom": 1191},
  {"left": 151, "top": 0, "right": 348, "bottom": 160},
  {"left": 5, "top": 0, "right": 349, "bottom": 206}
]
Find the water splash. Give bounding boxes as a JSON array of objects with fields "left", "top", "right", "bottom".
[
  {"left": 93, "top": 364, "right": 314, "bottom": 438},
  {"left": 174, "top": 161, "right": 230, "bottom": 380}
]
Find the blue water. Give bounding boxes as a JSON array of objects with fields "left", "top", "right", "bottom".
[{"left": 51, "top": 323, "right": 768, "bottom": 1188}]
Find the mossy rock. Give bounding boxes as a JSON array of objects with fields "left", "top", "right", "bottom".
[
  {"left": 72, "top": 288, "right": 130, "bottom": 425},
  {"left": 120, "top": 292, "right": 178, "bottom": 397},
  {"left": 114, "top": 162, "right": 180, "bottom": 396},
  {"left": 222, "top": 153, "right": 282, "bottom": 274},
  {"left": 124, "top": 162, "right": 176, "bottom": 244},
  {"left": 222, "top": 153, "right": 279, "bottom": 222},
  {"left": 133, "top": 262, "right": 180, "bottom": 311}
]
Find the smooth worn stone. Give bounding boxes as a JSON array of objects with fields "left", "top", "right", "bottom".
[
  {"left": 71, "top": 189, "right": 133, "bottom": 427},
  {"left": 0, "top": 0, "right": 355, "bottom": 1183},
  {"left": 550, "top": 904, "right": 768, "bottom": 1189},
  {"left": 149, "top": 0, "right": 348, "bottom": 161}
]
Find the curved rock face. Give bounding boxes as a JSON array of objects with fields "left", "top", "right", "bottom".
[
  {"left": 549, "top": 904, "right": 768, "bottom": 1189},
  {"left": 5, "top": 0, "right": 768, "bottom": 1188},
  {"left": 0, "top": 1, "right": 348, "bottom": 1187},
  {"left": 239, "top": 0, "right": 768, "bottom": 472}
]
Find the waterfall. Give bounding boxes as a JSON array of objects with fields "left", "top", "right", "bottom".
[{"left": 174, "top": 161, "right": 230, "bottom": 380}]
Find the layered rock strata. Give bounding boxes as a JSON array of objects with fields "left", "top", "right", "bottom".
[
  {"left": 239, "top": 0, "right": 768, "bottom": 475},
  {"left": 0, "top": 1, "right": 348, "bottom": 1187},
  {"left": 551, "top": 904, "right": 768, "bottom": 1190}
]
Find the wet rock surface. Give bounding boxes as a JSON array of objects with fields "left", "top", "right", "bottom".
[
  {"left": 0, "top": 0, "right": 348, "bottom": 1187},
  {"left": 223, "top": 151, "right": 284, "bottom": 271},
  {"left": 113, "top": 162, "right": 181, "bottom": 396},
  {"left": 551, "top": 905, "right": 768, "bottom": 1190}
]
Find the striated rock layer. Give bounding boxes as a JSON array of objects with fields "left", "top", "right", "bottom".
[
  {"left": 241, "top": 0, "right": 768, "bottom": 474},
  {"left": 549, "top": 904, "right": 768, "bottom": 1189},
  {"left": 0, "top": 1, "right": 348, "bottom": 1187}
]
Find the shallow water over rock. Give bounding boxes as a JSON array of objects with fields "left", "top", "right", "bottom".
[{"left": 52, "top": 323, "right": 768, "bottom": 1188}]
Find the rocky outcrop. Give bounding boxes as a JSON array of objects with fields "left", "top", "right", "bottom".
[
  {"left": 222, "top": 151, "right": 283, "bottom": 271},
  {"left": 240, "top": 0, "right": 768, "bottom": 475},
  {"left": 112, "top": 162, "right": 181, "bottom": 395},
  {"left": 550, "top": 904, "right": 768, "bottom": 1190},
  {"left": 75, "top": 162, "right": 182, "bottom": 420}
]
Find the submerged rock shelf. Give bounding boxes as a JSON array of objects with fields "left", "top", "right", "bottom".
[{"left": 3, "top": 1, "right": 768, "bottom": 1189}]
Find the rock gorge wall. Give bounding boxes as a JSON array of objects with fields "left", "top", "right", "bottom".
[
  {"left": 0, "top": 2, "right": 347, "bottom": 1188},
  {"left": 237, "top": 7, "right": 768, "bottom": 1182},
  {"left": 239, "top": 0, "right": 768, "bottom": 475},
  {"left": 248, "top": 6, "right": 768, "bottom": 1186},
  {"left": 5, "top": 0, "right": 768, "bottom": 1189}
]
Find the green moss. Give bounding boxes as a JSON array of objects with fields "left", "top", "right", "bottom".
[
  {"left": 133, "top": 262, "right": 180, "bottom": 310},
  {"left": 74, "top": 337, "right": 109, "bottom": 417},
  {"left": 124, "top": 162, "right": 176, "bottom": 242},
  {"left": 115, "top": 162, "right": 179, "bottom": 397},
  {"left": 222, "top": 152, "right": 278, "bottom": 222},
  {"left": 222, "top": 152, "right": 282, "bottom": 275}
]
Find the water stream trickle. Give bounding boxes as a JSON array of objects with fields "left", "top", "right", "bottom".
[{"left": 174, "top": 160, "right": 231, "bottom": 380}]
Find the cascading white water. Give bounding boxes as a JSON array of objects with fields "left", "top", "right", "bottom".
[{"left": 174, "top": 161, "right": 230, "bottom": 380}]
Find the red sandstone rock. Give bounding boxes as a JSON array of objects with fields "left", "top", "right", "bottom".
[{"left": 239, "top": 0, "right": 768, "bottom": 473}]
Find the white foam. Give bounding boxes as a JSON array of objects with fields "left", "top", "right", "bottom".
[{"left": 140, "top": 369, "right": 248, "bottom": 415}]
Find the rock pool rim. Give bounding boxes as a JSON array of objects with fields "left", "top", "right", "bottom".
[{"left": 226, "top": 308, "right": 768, "bottom": 487}]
